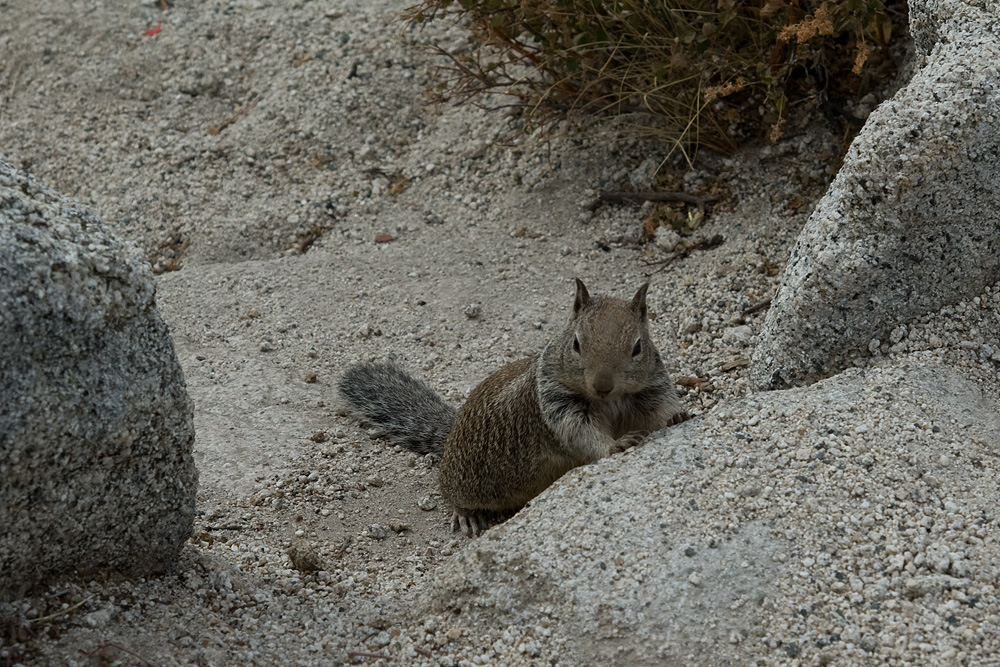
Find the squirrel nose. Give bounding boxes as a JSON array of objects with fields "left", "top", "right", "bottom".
[{"left": 592, "top": 372, "right": 615, "bottom": 396}]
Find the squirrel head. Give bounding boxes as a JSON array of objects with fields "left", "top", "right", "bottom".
[{"left": 560, "top": 279, "right": 660, "bottom": 402}]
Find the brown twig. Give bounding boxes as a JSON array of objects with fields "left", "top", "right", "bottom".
[
  {"left": 27, "top": 595, "right": 94, "bottom": 624},
  {"left": 207, "top": 96, "right": 259, "bottom": 136},
  {"left": 85, "top": 643, "right": 157, "bottom": 667},
  {"left": 644, "top": 234, "right": 725, "bottom": 274},
  {"left": 347, "top": 650, "right": 395, "bottom": 661},
  {"left": 592, "top": 190, "right": 718, "bottom": 214},
  {"left": 743, "top": 297, "right": 772, "bottom": 315}
]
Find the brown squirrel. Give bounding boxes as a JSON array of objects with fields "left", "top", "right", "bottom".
[{"left": 337, "top": 279, "right": 687, "bottom": 535}]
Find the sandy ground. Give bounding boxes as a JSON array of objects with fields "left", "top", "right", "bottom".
[{"left": 0, "top": 1, "right": 931, "bottom": 665}]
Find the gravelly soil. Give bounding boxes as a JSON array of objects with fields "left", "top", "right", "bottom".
[{"left": 7, "top": 1, "right": 995, "bottom": 666}]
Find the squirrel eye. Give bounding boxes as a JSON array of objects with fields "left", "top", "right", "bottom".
[
  {"left": 631, "top": 339, "right": 642, "bottom": 357},
  {"left": 573, "top": 335, "right": 581, "bottom": 354}
]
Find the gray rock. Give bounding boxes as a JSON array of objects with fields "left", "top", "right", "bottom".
[
  {"left": 417, "top": 358, "right": 1000, "bottom": 665},
  {"left": 908, "top": 0, "right": 998, "bottom": 60},
  {"left": 419, "top": 428, "right": 778, "bottom": 665},
  {"left": 0, "top": 159, "right": 197, "bottom": 600},
  {"left": 751, "top": 2, "right": 1000, "bottom": 389}
]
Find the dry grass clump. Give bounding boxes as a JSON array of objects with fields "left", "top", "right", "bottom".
[{"left": 407, "top": 0, "right": 904, "bottom": 157}]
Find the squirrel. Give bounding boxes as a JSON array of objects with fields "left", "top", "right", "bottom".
[{"left": 337, "top": 279, "right": 688, "bottom": 536}]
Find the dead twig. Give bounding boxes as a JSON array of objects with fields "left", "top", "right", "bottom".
[
  {"left": 27, "top": 595, "right": 94, "bottom": 624},
  {"left": 207, "top": 96, "right": 259, "bottom": 136},
  {"left": 85, "top": 643, "right": 157, "bottom": 667},
  {"left": 347, "top": 650, "right": 395, "bottom": 661},
  {"left": 644, "top": 234, "right": 725, "bottom": 274},
  {"left": 591, "top": 190, "right": 718, "bottom": 214},
  {"left": 743, "top": 297, "right": 772, "bottom": 315}
]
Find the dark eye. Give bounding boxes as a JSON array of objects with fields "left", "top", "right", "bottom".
[
  {"left": 573, "top": 335, "right": 581, "bottom": 354},
  {"left": 632, "top": 339, "right": 642, "bottom": 357}
]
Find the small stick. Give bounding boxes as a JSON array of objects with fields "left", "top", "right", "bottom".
[
  {"left": 743, "top": 298, "right": 772, "bottom": 315},
  {"left": 85, "top": 643, "right": 157, "bottom": 667},
  {"left": 347, "top": 650, "right": 395, "bottom": 661},
  {"left": 28, "top": 595, "right": 94, "bottom": 624},
  {"left": 207, "top": 96, "right": 259, "bottom": 136},
  {"left": 591, "top": 190, "right": 717, "bottom": 213},
  {"left": 644, "top": 234, "right": 725, "bottom": 274}
]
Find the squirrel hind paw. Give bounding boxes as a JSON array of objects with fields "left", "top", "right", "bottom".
[
  {"left": 450, "top": 510, "right": 489, "bottom": 537},
  {"left": 450, "top": 509, "right": 513, "bottom": 537}
]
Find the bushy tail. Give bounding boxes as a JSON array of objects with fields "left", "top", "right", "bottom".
[{"left": 337, "top": 362, "right": 457, "bottom": 455}]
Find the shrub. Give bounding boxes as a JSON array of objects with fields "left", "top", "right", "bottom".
[{"left": 407, "top": 0, "right": 905, "bottom": 157}]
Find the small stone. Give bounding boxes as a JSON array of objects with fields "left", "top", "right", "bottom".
[
  {"left": 463, "top": 303, "right": 482, "bottom": 319},
  {"left": 288, "top": 544, "right": 324, "bottom": 573},
  {"left": 83, "top": 606, "right": 115, "bottom": 628},
  {"left": 655, "top": 227, "right": 682, "bottom": 252},
  {"left": 418, "top": 496, "right": 437, "bottom": 511},
  {"left": 680, "top": 317, "right": 702, "bottom": 336},
  {"left": 687, "top": 572, "right": 701, "bottom": 586},
  {"left": 722, "top": 325, "right": 753, "bottom": 346},
  {"left": 304, "top": 373, "right": 318, "bottom": 383},
  {"left": 366, "top": 524, "right": 389, "bottom": 540},
  {"left": 366, "top": 475, "right": 383, "bottom": 488},
  {"left": 310, "top": 432, "right": 329, "bottom": 443},
  {"left": 259, "top": 340, "right": 274, "bottom": 352}
]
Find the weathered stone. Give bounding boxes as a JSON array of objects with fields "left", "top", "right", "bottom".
[
  {"left": 417, "top": 359, "right": 1000, "bottom": 665},
  {"left": 0, "top": 159, "right": 197, "bottom": 600},
  {"left": 752, "top": 1, "right": 1000, "bottom": 389}
]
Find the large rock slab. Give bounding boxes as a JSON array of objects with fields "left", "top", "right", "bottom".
[
  {"left": 0, "top": 160, "right": 197, "bottom": 600},
  {"left": 418, "top": 359, "right": 1000, "bottom": 665},
  {"left": 751, "top": 0, "right": 1000, "bottom": 389}
]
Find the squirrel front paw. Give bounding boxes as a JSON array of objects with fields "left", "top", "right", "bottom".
[
  {"left": 612, "top": 430, "right": 650, "bottom": 454},
  {"left": 669, "top": 410, "right": 691, "bottom": 425}
]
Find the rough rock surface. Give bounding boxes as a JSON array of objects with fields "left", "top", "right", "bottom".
[
  {"left": 424, "top": 357, "right": 1000, "bottom": 665},
  {"left": 751, "top": 0, "right": 1000, "bottom": 390},
  {"left": 0, "top": 160, "right": 197, "bottom": 600}
]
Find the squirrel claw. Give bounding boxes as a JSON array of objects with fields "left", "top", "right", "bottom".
[
  {"left": 670, "top": 410, "right": 691, "bottom": 425},
  {"left": 612, "top": 430, "right": 649, "bottom": 453},
  {"left": 451, "top": 510, "right": 488, "bottom": 537}
]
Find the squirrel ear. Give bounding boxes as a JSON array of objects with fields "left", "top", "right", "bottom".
[
  {"left": 573, "top": 278, "right": 591, "bottom": 315},
  {"left": 631, "top": 282, "right": 650, "bottom": 318}
]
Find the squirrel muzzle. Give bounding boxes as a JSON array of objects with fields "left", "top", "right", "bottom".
[{"left": 590, "top": 370, "right": 616, "bottom": 398}]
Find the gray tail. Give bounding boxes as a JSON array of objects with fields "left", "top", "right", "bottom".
[{"left": 337, "top": 362, "right": 457, "bottom": 455}]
